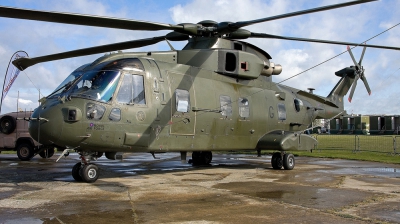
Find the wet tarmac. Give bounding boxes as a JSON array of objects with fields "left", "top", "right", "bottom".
[{"left": 0, "top": 152, "right": 400, "bottom": 223}]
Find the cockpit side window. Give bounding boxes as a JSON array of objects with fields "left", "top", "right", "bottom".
[{"left": 116, "top": 74, "right": 146, "bottom": 105}]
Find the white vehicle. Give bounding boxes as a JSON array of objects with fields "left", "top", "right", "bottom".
[{"left": 0, "top": 111, "right": 54, "bottom": 160}]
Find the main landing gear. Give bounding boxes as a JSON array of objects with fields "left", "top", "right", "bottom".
[
  {"left": 72, "top": 151, "right": 102, "bottom": 183},
  {"left": 271, "top": 152, "right": 295, "bottom": 170},
  {"left": 190, "top": 151, "right": 212, "bottom": 165}
]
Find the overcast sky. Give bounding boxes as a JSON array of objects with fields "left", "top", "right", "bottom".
[{"left": 0, "top": 0, "right": 399, "bottom": 115}]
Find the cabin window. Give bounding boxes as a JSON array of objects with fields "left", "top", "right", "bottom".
[
  {"left": 294, "top": 99, "right": 302, "bottom": 112},
  {"left": 109, "top": 108, "right": 121, "bottom": 121},
  {"left": 225, "top": 52, "right": 236, "bottom": 72},
  {"left": 175, "top": 89, "right": 190, "bottom": 113},
  {"left": 238, "top": 97, "right": 250, "bottom": 118},
  {"left": 116, "top": 74, "right": 146, "bottom": 105},
  {"left": 220, "top": 95, "right": 232, "bottom": 117},
  {"left": 277, "top": 103, "right": 286, "bottom": 120}
]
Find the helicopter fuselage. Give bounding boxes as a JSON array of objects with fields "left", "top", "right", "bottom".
[{"left": 28, "top": 39, "right": 343, "bottom": 154}]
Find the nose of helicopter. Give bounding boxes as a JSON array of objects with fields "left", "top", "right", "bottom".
[{"left": 28, "top": 104, "right": 64, "bottom": 146}]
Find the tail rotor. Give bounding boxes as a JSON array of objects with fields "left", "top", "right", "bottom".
[{"left": 335, "top": 44, "right": 371, "bottom": 103}]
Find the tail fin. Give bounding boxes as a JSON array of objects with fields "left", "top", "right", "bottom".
[{"left": 327, "top": 74, "right": 355, "bottom": 110}]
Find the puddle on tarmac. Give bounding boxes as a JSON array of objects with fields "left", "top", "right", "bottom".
[
  {"left": 357, "top": 201, "right": 400, "bottom": 223},
  {"left": 53, "top": 176, "right": 75, "bottom": 182},
  {"left": 1, "top": 209, "right": 136, "bottom": 224},
  {"left": 318, "top": 167, "right": 400, "bottom": 178},
  {"left": 254, "top": 190, "right": 294, "bottom": 199},
  {"left": 213, "top": 181, "right": 377, "bottom": 209},
  {"left": 0, "top": 190, "right": 15, "bottom": 200},
  {"left": 224, "top": 157, "right": 262, "bottom": 161},
  {"left": 3, "top": 218, "right": 43, "bottom": 224},
  {"left": 363, "top": 167, "right": 398, "bottom": 173}
]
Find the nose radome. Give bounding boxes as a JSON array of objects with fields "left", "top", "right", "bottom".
[{"left": 28, "top": 106, "right": 63, "bottom": 146}]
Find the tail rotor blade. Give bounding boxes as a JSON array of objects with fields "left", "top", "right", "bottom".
[
  {"left": 343, "top": 45, "right": 371, "bottom": 102},
  {"left": 360, "top": 75, "right": 372, "bottom": 95},
  {"left": 347, "top": 45, "right": 360, "bottom": 70},
  {"left": 359, "top": 44, "right": 367, "bottom": 65},
  {"left": 348, "top": 75, "right": 359, "bottom": 102}
]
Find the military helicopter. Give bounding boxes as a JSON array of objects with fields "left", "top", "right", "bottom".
[{"left": 0, "top": 0, "right": 399, "bottom": 183}]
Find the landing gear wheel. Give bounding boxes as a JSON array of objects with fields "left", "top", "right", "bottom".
[
  {"left": 17, "top": 143, "right": 34, "bottom": 161},
  {"left": 192, "top": 151, "right": 212, "bottom": 165},
  {"left": 80, "top": 164, "right": 99, "bottom": 183},
  {"left": 271, "top": 152, "right": 283, "bottom": 170},
  {"left": 283, "top": 154, "right": 295, "bottom": 170},
  {"left": 203, "top": 151, "right": 212, "bottom": 165},
  {"left": 192, "top": 151, "right": 201, "bottom": 164},
  {"left": 39, "top": 148, "right": 55, "bottom": 158},
  {"left": 72, "top": 162, "right": 83, "bottom": 182}
]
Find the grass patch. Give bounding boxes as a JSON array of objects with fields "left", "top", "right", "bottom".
[
  {"left": 0, "top": 150, "right": 16, "bottom": 154},
  {"left": 313, "top": 134, "right": 398, "bottom": 153},
  {"left": 293, "top": 150, "right": 400, "bottom": 164}
]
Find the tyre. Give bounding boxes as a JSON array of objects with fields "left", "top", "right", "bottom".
[
  {"left": 0, "top": 115, "right": 16, "bottom": 134},
  {"left": 191, "top": 151, "right": 202, "bottom": 165},
  {"left": 72, "top": 162, "right": 83, "bottom": 182},
  {"left": 17, "top": 143, "right": 34, "bottom": 161},
  {"left": 283, "top": 154, "right": 295, "bottom": 170},
  {"left": 203, "top": 151, "right": 212, "bottom": 165},
  {"left": 80, "top": 164, "right": 99, "bottom": 183},
  {"left": 105, "top": 152, "right": 117, "bottom": 160},
  {"left": 39, "top": 148, "right": 55, "bottom": 158},
  {"left": 192, "top": 151, "right": 212, "bottom": 165},
  {"left": 271, "top": 152, "right": 283, "bottom": 170}
]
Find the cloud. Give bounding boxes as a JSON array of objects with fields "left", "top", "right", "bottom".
[{"left": 18, "top": 98, "right": 33, "bottom": 105}]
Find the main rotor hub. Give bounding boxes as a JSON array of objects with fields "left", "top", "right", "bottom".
[{"left": 197, "top": 20, "right": 217, "bottom": 27}]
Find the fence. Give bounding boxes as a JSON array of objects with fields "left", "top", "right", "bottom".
[{"left": 313, "top": 134, "right": 399, "bottom": 154}]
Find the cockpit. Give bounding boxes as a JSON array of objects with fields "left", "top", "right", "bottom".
[{"left": 47, "top": 58, "right": 146, "bottom": 104}]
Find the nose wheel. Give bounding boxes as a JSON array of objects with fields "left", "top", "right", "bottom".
[
  {"left": 71, "top": 152, "right": 100, "bottom": 183},
  {"left": 271, "top": 152, "right": 295, "bottom": 170},
  {"left": 72, "top": 162, "right": 99, "bottom": 183}
]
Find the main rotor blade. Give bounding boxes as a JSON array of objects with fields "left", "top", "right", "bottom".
[
  {"left": 0, "top": 5, "right": 182, "bottom": 32},
  {"left": 12, "top": 36, "right": 167, "bottom": 71},
  {"left": 231, "top": 0, "right": 376, "bottom": 29},
  {"left": 250, "top": 33, "right": 400, "bottom": 51},
  {"left": 360, "top": 75, "right": 372, "bottom": 95},
  {"left": 348, "top": 75, "right": 359, "bottom": 103}
]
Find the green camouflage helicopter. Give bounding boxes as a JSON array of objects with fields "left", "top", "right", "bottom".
[{"left": 0, "top": 0, "right": 399, "bottom": 183}]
